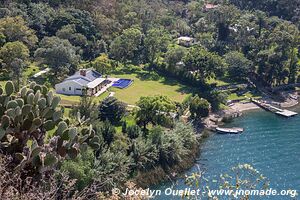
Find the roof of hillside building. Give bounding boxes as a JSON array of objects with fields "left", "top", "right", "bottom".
[
  {"left": 58, "top": 69, "right": 104, "bottom": 88},
  {"left": 205, "top": 3, "right": 219, "bottom": 9},
  {"left": 178, "top": 36, "right": 193, "bottom": 41}
]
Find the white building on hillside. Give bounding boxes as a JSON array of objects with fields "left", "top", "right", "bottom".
[
  {"left": 55, "top": 69, "right": 112, "bottom": 96},
  {"left": 178, "top": 36, "right": 194, "bottom": 47}
]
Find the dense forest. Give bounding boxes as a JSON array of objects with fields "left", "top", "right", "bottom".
[{"left": 0, "top": 0, "right": 299, "bottom": 199}]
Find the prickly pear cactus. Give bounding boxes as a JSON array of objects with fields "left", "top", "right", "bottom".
[{"left": 0, "top": 81, "right": 100, "bottom": 175}]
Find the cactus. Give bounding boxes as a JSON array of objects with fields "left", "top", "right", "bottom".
[
  {"left": 0, "top": 82, "right": 100, "bottom": 176},
  {"left": 5, "top": 81, "right": 14, "bottom": 96}
]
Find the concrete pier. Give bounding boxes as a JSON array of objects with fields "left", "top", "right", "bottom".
[{"left": 251, "top": 99, "right": 298, "bottom": 118}]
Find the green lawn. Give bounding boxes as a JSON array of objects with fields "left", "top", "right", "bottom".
[
  {"left": 23, "top": 63, "right": 40, "bottom": 78},
  {"left": 56, "top": 91, "right": 110, "bottom": 106},
  {"left": 1, "top": 65, "right": 195, "bottom": 106},
  {"left": 228, "top": 91, "right": 262, "bottom": 101},
  {"left": 109, "top": 72, "right": 194, "bottom": 105},
  {"left": 206, "top": 77, "right": 230, "bottom": 86}
]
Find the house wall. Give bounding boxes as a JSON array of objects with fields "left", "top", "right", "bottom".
[{"left": 55, "top": 80, "right": 83, "bottom": 96}]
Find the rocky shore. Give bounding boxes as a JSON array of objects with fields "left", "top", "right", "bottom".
[{"left": 204, "top": 91, "right": 299, "bottom": 130}]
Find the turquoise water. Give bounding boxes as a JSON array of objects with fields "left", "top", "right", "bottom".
[{"left": 154, "top": 108, "right": 300, "bottom": 199}]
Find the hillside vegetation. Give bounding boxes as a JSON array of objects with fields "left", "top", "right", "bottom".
[{"left": 0, "top": 0, "right": 299, "bottom": 199}]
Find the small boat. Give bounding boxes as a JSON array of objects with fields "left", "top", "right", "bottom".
[{"left": 216, "top": 127, "right": 244, "bottom": 134}]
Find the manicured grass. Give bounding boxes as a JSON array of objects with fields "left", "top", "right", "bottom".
[
  {"left": 206, "top": 78, "right": 230, "bottom": 86},
  {"left": 228, "top": 91, "right": 262, "bottom": 101},
  {"left": 23, "top": 63, "right": 40, "bottom": 78},
  {"left": 56, "top": 91, "right": 110, "bottom": 106},
  {"left": 109, "top": 72, "right": 194, "bottom": 105}
]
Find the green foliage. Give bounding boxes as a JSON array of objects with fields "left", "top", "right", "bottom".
[
  {"left": 126, "top": 125, "right": 142, "bottom": 140},
  {"left": 70, "top": 94, "right": 98, "bottom": 121},
  {"left": 90, "top": 54, "right": 113, "bottom": 75},
  {"left": 61, "top": 148, "right": 95, "bottom": 190},
  {"left": 224, "top": 51, "right": 253, "bottom": 81},
  {"left": 94, "top": 120, "right": 116, "bottom": 146},
  {"left": 144, "top": 27, "right": 171, "bottom": 65},
  {"left": 34, "top": 36, "right": 80, "bottom": 76},
  {"left": 110, "top": 28, "right": 142, "bottom": 62},
  {"left": 0, "top": 16, "right": 38, "bottom": 48},
  {"left": 207, "top": 90, "right": 228, "bottom": 111},
  {"left": 130, "top": 135, "right": 158, "bottom": 171},
  {"left": 93, "top": 147, "right": 132, "bottom": 190},
  {"left": 0, "top": 41, "right": 29, "bottom": 69},
  {"left": 147, "top": 122, "right": 197, "bottom": 168},
  {"left": 135, "top": 95, "right": 177, "bottom": 130},
  {"left": 0, "top": 81, "right": 100, "bottom": 177},
  {"left": 98, "top": 97, "right": 126, "bottom": 124},
  {"left": 183, "top": 46, "right": 226, "bottom": 82},
  {"left": 188, "top": 95, "right": 211, "bottom": 119},
  {"left": 164, "top": 45, "right": 187, "bottom": 71}
]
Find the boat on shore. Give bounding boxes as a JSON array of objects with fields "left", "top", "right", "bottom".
[{"left": 216, "top": 127, "right": 244, "bottom": 134}]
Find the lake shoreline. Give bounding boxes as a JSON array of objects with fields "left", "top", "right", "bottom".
[
  {"left": 204, "top": 91, "right": 299, "bottom": 131},
  {"left": 134, "top": 91, "right": 299, "bottom": 189}
]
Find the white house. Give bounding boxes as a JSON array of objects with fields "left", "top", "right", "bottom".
[{"left": 55, "top": 69, "right": 112, "bottom": 96}]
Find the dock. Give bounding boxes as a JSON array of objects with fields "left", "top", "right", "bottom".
[{"left": 251, "top": 99, "right": 298, "bottom": 117}]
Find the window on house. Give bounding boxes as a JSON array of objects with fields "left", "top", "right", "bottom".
[{"left": 69, "top": 87, "right": 72, "bottom": 91}]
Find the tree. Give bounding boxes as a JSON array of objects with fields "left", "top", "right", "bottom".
[
  {"left": 0, "top": 41, "right": 29, "bottom": 68},
  {"left": 224, "top": 51, "right": 253, "bottom": 81},
  {"left": 147, "top": 122, "right": 197, "bottom": 168},
  {"left": 135, "top": 95, "right": 176, "bottom": 130},
  {"left": 94, "top": 120, "right": 116, "bottom": 146},
  {"left": 0, "top": 41, "right": 29, "bottom": 88},
  {"left": 207, "top": 90, "right": 228, "bottom": 111},
  {"left": 98, "top": 97, "right": 126, "bottom": 124},
  {"left": 183, "top": 46, "right": 226, "bottom": 82},
  {"left": 27, "top": 3, "right": 55, "bottom": 38},
  {"left": 127, "top": 125, "right": 142, "bottom": 140},
  {"left": 144, "top": 27, "right": 170, "bottom": 66},
  {"left": 189, "top": 95, "right": 210, "bottom": 119},
  {"left": 207, "top": 5, "right": 240, "bottom": 41},
  {"left": 47, "top": 8, "right": 97, "bottom": 39},
  {"left": 69, "top": 94, "right": 98, "bottom": 121},
  {"left": 0, "top": 16, "right": 38, "bottom": 48},
  {"left": 288, "top": 48, "right": 300, "bottom": 84},
  {"left": 34, "top": 36, "right": 80, "bottom": 76},
  {"left": 130, "top": 135, "right": 158, "bottom": 171},
  {"left": 90, "top": 54, "right": 113, "bottom": 75},
  {"left": 61, "top": 148, "right": 95, "bottom": 190},
  {"left": 93, "top": 147, "right": 132, "bottom": 190},
  {"left": 56, "top": 24, "right": 88, "bottom": 48},
  {"left": 110, "top": 28, "right": 142, "bottom": 62},
  {"left": 11, "top": 58, "right": 25, "bottom": 89},
  {"left": 164, "top": 45, "right": 187, "bottom": 72}
]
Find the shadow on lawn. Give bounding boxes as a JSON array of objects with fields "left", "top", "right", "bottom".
[{"left": 160, "top": 78, "right": 198, "bottom": 97}]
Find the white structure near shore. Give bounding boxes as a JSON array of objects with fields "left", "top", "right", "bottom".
[
  {"left": 55, "top": 69, "right": 113, "bottom": 96},
  {"left": 177, "top": 36, "right": 194, "bottom": 47}
]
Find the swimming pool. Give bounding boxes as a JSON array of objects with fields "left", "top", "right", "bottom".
[{"left": 112, "top": 79, "right": 133, "bottom": 89}]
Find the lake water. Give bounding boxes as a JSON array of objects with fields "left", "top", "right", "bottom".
[{"left": 153, "top": 107, "right": 300, "bottom": 199}]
